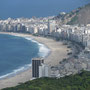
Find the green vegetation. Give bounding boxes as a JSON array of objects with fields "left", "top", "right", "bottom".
[
  {"left": 56, "top": 3, "right": 90, "bottom": 25},
  {"left": 67, "top": 3, "right": 90, "bottom": 25},
  {"left": 33, "top": 33, "right": 39, "bottom": 36},
  {"left": 2, "top": 71, "right": 90, "bottom": 90},
  {"left": 67, "top": 52, "right": 72, "bottom": 55},
  {"left": 67, "top": 16, "right": 78, "bottom": 25}
]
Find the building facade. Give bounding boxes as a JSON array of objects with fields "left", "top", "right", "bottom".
[
  {"left": 39, "top": 64, "right": 50, "bottom": 78},
  {"left": 32, "top": 58, "right": 44, "bottom": 78}
]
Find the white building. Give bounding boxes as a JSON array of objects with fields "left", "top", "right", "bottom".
[
  {"left": 39, "top": 64, "right": 50, "bottom": 78},
  {"left": 38, "top": 28, "right": 44, "bottom": 35},
  {"left": 27, "top": 27, "right": 34, "bottom": 34},
  {"left": 48, "top": 20, "right": 56, "bottom": 34}
]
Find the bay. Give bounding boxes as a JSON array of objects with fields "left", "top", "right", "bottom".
[{"left": 0, "top": 34, "right": 39, "bottom": 79}]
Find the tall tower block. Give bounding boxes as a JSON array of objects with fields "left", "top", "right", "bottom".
[
  {"left": 48, "top": 20, "right": 56, "bottom": 34},
  {"left": 32, "top": 58, "right": 44, "bottom": 78}
]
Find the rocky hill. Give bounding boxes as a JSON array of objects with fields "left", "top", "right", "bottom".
[{"left": 55, "top": 3, "right": 90, "bottom": 25}]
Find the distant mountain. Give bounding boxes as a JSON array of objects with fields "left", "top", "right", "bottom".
[{"left": 55, "top": 3, "right": 90, "bottom": 25}]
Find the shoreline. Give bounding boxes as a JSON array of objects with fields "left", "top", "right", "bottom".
[
  {"left": 0, "top": 32, "right": 50, "bottom": 80},
  {"left": 0, "top": 32, "right": 70, "bottom": 89}
]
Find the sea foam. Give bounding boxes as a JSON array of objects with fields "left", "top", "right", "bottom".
[
  {"left": 0, "top": 64, "right": 32, "bottom": 79},
  {"left": 25, "top": 37, "right": 50, "bottom": 58},
  {"left": 0, "top": 35, "right": 50, "bottom": 79}
]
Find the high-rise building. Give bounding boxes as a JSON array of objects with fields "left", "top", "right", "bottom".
[
  {"left": 48, "top": 20, "right": 56, "bottom": 34},
  {"left": 32, "top": 58, "right": 44, "bottom": 78}
]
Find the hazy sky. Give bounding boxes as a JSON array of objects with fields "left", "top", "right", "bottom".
[{"left": 0, "top": 0, "right": 89, "bottom": 19}]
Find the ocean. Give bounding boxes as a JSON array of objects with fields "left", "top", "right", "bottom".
[
  {"left": 0, "top": 0, "right": 90, "bottom": 19},
  {"left": 0, "top": 0, "right": 90, "bottom": 80},
  {"left": 0, "top": 34, "right": 50, "bottom": 79}
]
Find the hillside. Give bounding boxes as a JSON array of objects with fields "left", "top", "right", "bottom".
[
  {"left": 2, "top": 71, "right": 90, "bottom": 90},
  {"left": 55, "top": 3, "right": 90, "bottom": 25}
]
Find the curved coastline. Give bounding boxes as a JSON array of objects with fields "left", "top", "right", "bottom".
[
  {"left": 0, "top": 32, "right": 70, "bottom": 89},
  {"left": 0, "top": 33, "right": 50, "bottom": 80},
  {"left": 24, "top": 37, "right": 51, "bottom": 58}
]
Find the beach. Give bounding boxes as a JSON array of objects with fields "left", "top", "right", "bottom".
[{"left": 0, "top": 32, "right": 70, "bottom": 89}]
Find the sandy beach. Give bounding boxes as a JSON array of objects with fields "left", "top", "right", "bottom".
[{"left": 0, "top": 32, "right": 70, "bottom": 89}]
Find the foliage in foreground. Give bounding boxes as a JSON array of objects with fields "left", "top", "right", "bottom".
[{"left": 2, "top": 71, "right": 90, "bottom": 90}]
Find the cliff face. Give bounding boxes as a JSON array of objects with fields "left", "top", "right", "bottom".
[{"left": 55, "top": 4, "right": 90, "bottom": 25}]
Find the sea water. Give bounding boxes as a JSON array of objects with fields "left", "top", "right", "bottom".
[
  {"left": 0, "top": 34, "right": 50, "bottom": 79},
  {"left": 0, "top": 0, "right": 90, "bottom": 19}
]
